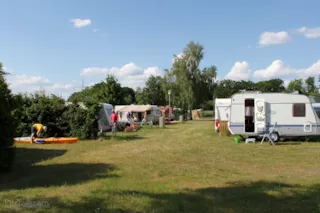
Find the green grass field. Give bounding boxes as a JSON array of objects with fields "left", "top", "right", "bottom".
[{"left": 1, "top": 121, "right": 320, "bottom": 213}]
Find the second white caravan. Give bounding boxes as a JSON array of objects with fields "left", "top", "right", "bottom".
[
  {"left": 214, "top": 98, "right": 231, "bottom": 132},
  {"left": 227, "top": 91, "right": 320, "bottom": 142}
]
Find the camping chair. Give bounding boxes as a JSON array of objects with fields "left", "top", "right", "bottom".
[{"left": 260, "top": 122, "right": 277, "bottom": 145}]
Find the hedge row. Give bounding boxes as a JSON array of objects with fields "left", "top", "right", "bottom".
[{"left": 13, "top": 92, "right": 101, "bottom": 140}]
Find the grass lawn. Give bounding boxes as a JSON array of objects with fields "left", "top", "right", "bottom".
[{"left": 1, "top": 120, "right": 320, "bottom": 213}]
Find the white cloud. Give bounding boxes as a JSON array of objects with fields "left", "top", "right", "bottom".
[
  {"left": 297, "top": 27, "right": 320, "bottom": 38},
  {"left": 253, "top": 59, "right": 320, "bottom": 80},
  {"left": 144, "top": 67, "right": 163, "bottom": 77},
  {"left": 296, "top": 60, "right": 320, "bottom": 78},
  {"left": 225, "top": 61, "right": 251, "bottom": 81},
  {"left": 172, "top": 53, "right": 184, "bottom": 64},
  {"left": 70, "top": 18, "right": 92, "bottom": 28},
  {"left": 93, "top": 28, "right": 99, "bottom": 33},
  {"left": 52, "top": 83, "right": 74, "bottom": 89},
  {"left": 81, "top": 67, "right": 110, "bottom": 76},
  {"left": 254, "top": 60, "right": 295, "bottom": 79},
  {"left": 7, "top": 74, "right": 50, "bottom": 85},
  {"left": 5, "top": 73, "right": 81, "bottom": 99},
  {"left": 223, "top": 59, "right": 320, "bottom": 83},
  {"left": 81, "top": 62, "right": 143, "bottom": 77},
  {"left": 259, "top": 31, "right": 291, "bottom": 47},
  {"left": 3, "top": 66, "right": 8, "bottom": 72},
  {"left": 80, "top": 62, "right": 163, "bottom": 89},
  {"left": 118, "top": 63, "right": 144, "bottom": 76}
]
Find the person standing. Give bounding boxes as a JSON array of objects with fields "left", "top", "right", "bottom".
[
  {"left": 127, "top": 111, "right": 131, "bottom": 124},
  {"left": 141, "top": 111, "right": 147, "bottom": 125},
  {"left": 110, "top": 110, "right": 118, "bottom": 139}
]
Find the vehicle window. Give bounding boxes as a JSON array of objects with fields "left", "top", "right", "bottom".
[{"left": 293, "top": 103, "right": 305, "bottom": 117}]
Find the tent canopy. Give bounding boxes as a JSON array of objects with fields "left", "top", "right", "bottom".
[{"left": 117, "top": 105, "right": 153, "bottom": 113}]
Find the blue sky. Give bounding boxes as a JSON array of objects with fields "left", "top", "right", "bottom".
[{"left": 1, "top": 0, "right": 320, "bottom": 98}]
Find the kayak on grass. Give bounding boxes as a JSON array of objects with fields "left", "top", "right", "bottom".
[{"left": 14, "top": 137, "right": 79, "bottom": 144}]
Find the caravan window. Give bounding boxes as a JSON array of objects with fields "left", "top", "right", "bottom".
[{"left": 292, "top": 103, "right": 305, "bottom": 117}]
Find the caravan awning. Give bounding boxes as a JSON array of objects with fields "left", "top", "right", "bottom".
[{"left": 117, "top": 105, "right": 153, "bottom": 112}]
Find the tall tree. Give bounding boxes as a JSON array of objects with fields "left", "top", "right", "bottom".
[
  {"left": 286, "top": 78, "right": 306, "bottom": 94},
  {"left": 68, "top": 75, "right": 123, "bottom": 106},
  {"left": 170, "top": 41, "right": 206, "bottom": 114},
  {"left": 202, "top": 66, "right": 217, "bottom": 100},
  {"left": 120, "top": 87, "right": 136, "bottom": 105},
  {"left": 305, "top": 77, "right": 316, "bottom": 94},
  {"left": 213, "top": 80, "right": 256, "bottom": 98},
  {"left": 143, "top": 75, "right": 166, "bottom": 106},
  {"left": 135, "top": 87, "right": 148, "bottom": 104},
  {"left": 162, "top": 69, "right": 180, "bottom": 107},
  {"left": 0, "top": 62, "right": 6, "bottom": 75},
  {"left": 184, "top": 41, "right": 204, "bottom": 74},
  {"left": 255, "top": 79, "right": 285, "bottom": 92},
  {"left": 0, "top": 63, "right": 16, "bottom": 172}
]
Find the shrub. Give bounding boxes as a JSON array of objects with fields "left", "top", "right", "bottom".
[
  {"left": 0, "top": 71, "right": 17, "bottom": 172},
  {"left": 12, "top": 93, "right": 101, "bottom": 140}
]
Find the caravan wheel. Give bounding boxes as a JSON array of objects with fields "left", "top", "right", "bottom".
[{"left": 270, "top": 132, "right": 279, "bottom": 142}]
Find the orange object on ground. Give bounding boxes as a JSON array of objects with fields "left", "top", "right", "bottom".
[{"left": 14, "top": 137, "right": 78, "bottom": 144}]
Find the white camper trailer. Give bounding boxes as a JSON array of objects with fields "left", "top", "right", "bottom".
[
  {"left": 228, "top": 91, "right": 320, "bottom": 142},
  {"left": 115, "top": 105, "right": 161, "bottom": 123},
  {"left": 65, "top": 102, "right": 114, "bottom": 132},
  {"left": 214, "top": 98, "right": 231, "bottom": 131},
  {"left": 98, "top": 103, "right": 114, "bottom": 132}
]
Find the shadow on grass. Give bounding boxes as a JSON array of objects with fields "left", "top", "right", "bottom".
[
  {"left": 106, "top": 181, "right": 320, "bottom": 213},
  {"left": 4, "top": 181, "right": 319, "bottom": 213},
  {"left": 276, "top": 142, "right": 302, "bottom": 145},
  {"left": 0, "top": 147, "right": 118, "bottom": 191},
  {"left": 100, "top": 134, "right": 146, "bottom": 141},
  {"left": 13, "top": 147, "right": 68, "bottom": 167}
]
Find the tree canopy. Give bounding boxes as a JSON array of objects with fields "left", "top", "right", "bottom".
[{"left": 0, "top": 63, "right": 17, "bottom": 172}]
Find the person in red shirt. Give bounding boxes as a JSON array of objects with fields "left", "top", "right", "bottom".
[{"left": 110, "top": 110, "right": 118, "bottom": 138}]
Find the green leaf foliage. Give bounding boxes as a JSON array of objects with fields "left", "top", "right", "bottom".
[
  {"left": 0, "top": 63, "right": 17, "bottom": 172},
  {"left": 68, "top": 75, "right": 124, "bottom": 105},
  {"left": 13, "top": 92, "right": 101, "bottom": 140}
]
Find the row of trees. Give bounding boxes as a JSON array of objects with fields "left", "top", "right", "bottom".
[
  {"left": 213, "top": 77, "right": 320, "bottom": 100},
  {"left": 134, "top": 42, "right": 320, "bottom": 112},
  {"left": 66, "top": 41, "right": 320, "bottom": 113}
]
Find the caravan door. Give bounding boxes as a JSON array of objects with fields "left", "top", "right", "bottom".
[{"left": 254, "top": 99, "right": 266, "bottom": 134}]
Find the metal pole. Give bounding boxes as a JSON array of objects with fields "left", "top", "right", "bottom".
[
  {"left": 168, "top": 90, "right": 171, "bottom": 121},
  {"left": 169, "top": 93, "right": 171, "bottom": 121}
]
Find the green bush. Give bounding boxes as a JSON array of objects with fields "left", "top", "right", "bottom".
[
  {"left": 0, "top": 71, "right": 17, "bottom": 172},
  {"left": 12, "top": 93, "right": 100, "bottom": 140}
]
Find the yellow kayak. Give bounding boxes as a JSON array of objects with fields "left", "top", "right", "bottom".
[{"left": 14, "top": 137, "right": 78, "bottom": 144}]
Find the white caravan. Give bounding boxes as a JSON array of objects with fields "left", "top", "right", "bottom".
[
  {"left": 214, "top": 98, "right": 231, "bottom": 131},
  {"left": 115, "top": 105, "right": 162, "bottom": 123},
  {"left": 98, "top": 103, "right": 114, "bottom": 132},
  {"left": 65, "top": 102, "right": 114, "bottom": 132},
  {"left": 227, "top": 91, "right": 320, "bottom": 142}
]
